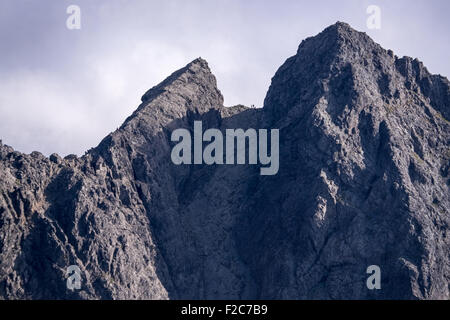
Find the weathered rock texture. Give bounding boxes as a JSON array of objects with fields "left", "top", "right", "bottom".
[{"left": 0, "top": 22, "right": 448, "bottom": 299}]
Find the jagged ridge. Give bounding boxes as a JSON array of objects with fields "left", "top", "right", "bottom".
[{"left": 0, "top": 22, "right": 448, "bottom": 299}]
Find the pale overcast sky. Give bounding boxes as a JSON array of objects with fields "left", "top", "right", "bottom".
[{"left": 0, "top": 0, "right": 448, "bottom": 156}]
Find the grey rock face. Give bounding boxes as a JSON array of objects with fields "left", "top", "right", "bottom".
[{"left": 0, "top": 22, "right": 448, "bottom": 299}]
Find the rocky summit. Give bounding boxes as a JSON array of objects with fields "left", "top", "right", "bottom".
[{"left": 0, "top": 22, "right": 448, "bottom": 299}]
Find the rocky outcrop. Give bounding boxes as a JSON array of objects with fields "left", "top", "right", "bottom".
[{"left": 0, "top": 22, "right": 448, "bottom": 299}]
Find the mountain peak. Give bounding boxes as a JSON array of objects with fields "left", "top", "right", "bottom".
[
  {"left": 264, "top": 21, "right": 449, "bottom": 127},
  {"left": 264, "top": 22, "right": 393, "bottom": 121},
  {"left": 116, "top": 56, "right": 223, "bottom": 133},
  {"left": 296, "top": 21, "right": 379, "bottom": 58},
  {"left": 328, "top": 21, "right": 358, "bottom": 33}
]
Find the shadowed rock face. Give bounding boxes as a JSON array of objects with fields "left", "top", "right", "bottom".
[{"left": 0, "top": 22, "right": 448, "bottom": 299}]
